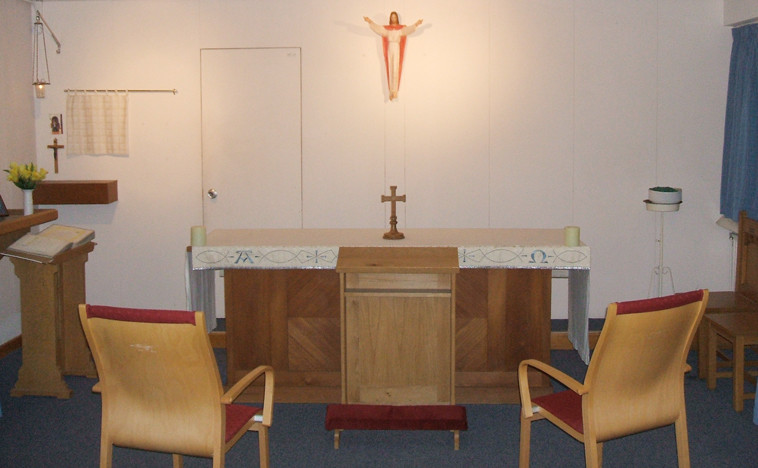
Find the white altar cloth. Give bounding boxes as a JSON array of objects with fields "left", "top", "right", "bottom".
[
  {"left": 188, "top": 228, "right": 591, "bottom": 363},
  {"left": 191, "top": 228, "right": 590, "bottom": 270}
]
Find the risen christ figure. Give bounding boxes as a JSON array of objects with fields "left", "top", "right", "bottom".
[{"left": 364, "top": 12, "right": 423, "bottom": 100}]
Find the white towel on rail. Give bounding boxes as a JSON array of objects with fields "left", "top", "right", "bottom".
[{"left": 66, "top": 92, "right": 129, "bottom": 155}]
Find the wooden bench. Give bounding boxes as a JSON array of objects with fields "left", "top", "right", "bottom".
[{"left": 325, "top": 404, "right": 468, "bottom": 450}]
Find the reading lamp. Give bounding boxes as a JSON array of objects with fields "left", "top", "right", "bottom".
[{"left": 33, "top": 10, "right": 61, "bottom": 99}]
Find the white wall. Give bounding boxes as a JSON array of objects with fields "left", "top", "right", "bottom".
[
  {"left": 0, "top": 0, "right": 35, "bottom": 344},
  {"left": 30, "top": 1, "right": 203, "bottom": 317},
  {"left": 0, "top": 0, "right": 736, "bottom": 342},
  {"left": 724, "top": 0, "right": 758, "bottom": 25}
]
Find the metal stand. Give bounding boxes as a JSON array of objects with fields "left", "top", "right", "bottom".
[{"left": 646, "top": 201, "right": 680, "bottom": 297}]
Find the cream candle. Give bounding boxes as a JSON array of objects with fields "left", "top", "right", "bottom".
[
  {"left": 191, "top": 225, "right": 207, "bottom": 246},
  {"left": 564, "top": 226, "right": 580, "bottom": 247}
]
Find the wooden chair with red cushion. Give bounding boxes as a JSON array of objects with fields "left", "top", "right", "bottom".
[
  {"left": 518, "top": 290, "right": 709, "bottom": 468},
  {"left": 78, "top": 304, "right": 274, "bottom": 468},
  {"left": 698, "top": 210, "right": 758, "bottom": 379}
]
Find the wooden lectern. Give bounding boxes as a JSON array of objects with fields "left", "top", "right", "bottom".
[
  {"left": 329, "top": 247, "right": 467, "bottom": 449},
  {"left": 337, "top": 247, "right": 459, "bottom": 405},
  {"left": 1, "top": 210, "right": 96, "bottom": 399}
]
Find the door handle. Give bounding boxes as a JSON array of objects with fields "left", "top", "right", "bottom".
[{"left": 207, "top": 188, "right": 218, "bottom": 199}]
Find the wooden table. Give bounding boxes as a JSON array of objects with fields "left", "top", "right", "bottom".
[
  {"left": 705, "top": 312, "right": 758, "bottom": 411},
  {"left": 0, "top": 210, "right": 57, "bottom": 409},
  {"left": 190, "top": 228, "right": 591, "bottom": 403},
  {"left": 0, "top": 209, "right": 58, "bottom": 251}
]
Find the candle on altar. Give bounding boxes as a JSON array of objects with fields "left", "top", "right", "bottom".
[
  {"left": 564, "top": 226, "right": 580, "bottom": 247},
  {"left": 191, "top": 226, "right": 207, "bottom": 246}
]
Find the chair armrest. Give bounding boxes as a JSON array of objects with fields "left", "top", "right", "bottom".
[
  {"left": 92, "top": 381, "right": 102, "bottom": 393},
  {"left": 684, "top": 363, "right": 692, "bottom": 373},
  {"left": 221, "top": 365, "right": 275, "bottom": 426},
  {"left": 518, "top": 359, "right": 586, "bottom": 418}
]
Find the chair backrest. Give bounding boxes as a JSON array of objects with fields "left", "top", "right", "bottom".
[
  {"left": 583, "top": 290, "right": 708, "bottom": 442},
  {"left": 736, "top": 211, "right": 758, "bottom": 302},
  {"left": 79, "top": 304, "right": 224, "bottom": 457}
]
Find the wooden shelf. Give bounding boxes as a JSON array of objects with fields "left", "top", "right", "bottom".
[{"left": 34, "top": 180, "right": 118, "bottom": 205}]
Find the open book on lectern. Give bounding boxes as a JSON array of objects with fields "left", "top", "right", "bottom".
[{"left": 7, "top": 224, "right": 95, "bottom": 258}]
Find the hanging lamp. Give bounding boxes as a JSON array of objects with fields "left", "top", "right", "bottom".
[{"left": 32, "top": 10, "right": 61, "bottom": 99}]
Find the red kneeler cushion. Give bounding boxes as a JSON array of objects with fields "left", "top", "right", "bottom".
[{"left": 325, "top": 404, "right": 468, "bottom": 431}]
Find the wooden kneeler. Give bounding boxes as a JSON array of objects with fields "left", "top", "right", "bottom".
[{"left": 325, "top": 404, "right": 468, "bottom": 450}]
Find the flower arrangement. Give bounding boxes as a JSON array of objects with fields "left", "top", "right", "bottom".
[{"left": 4, "top": 162, "right": 48, "bottom": 190}]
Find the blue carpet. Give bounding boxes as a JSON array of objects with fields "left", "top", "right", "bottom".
[{"left": 1, "top": 348, "right": 756, "bottom": 467}]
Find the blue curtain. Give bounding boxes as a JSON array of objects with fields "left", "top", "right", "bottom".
[{"left": 721, "top": 24, "right": 758, "bottom": 221}]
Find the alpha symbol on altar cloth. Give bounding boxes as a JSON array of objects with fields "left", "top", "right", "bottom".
[{"left": 381, "top": 185, "right": 406, "bottom": 240}]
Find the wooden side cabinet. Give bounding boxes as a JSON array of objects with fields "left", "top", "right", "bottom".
[{"left": 337, "top": 247, "right": 459, "bottom": 405}]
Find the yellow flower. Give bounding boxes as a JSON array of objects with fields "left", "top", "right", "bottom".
[{"left": 4, "top": 162, "right": 47, "bottom": 190}]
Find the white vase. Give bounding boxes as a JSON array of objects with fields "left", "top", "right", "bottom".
[{"left": 23, "top": 189, "right": 34, "bottom": 216}]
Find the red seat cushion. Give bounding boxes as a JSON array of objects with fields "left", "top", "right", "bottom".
[
  {"left": 86, "top": 304, "right": 197, "bottom": 324},
  {"left": 615, "top": 289, "right": 704, "bottom": 315},
  {"left": 532, "top": 390, "right": 583, "bottom": 434},
  {"left": 225, "top": 404, "right": 261, "bottom": 443},
  {"left": 325, "top": 404, "right": 468, "bottom": 431}
]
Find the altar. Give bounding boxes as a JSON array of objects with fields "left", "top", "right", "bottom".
[{"left": 190, "top": 228, "right": 590, "bottom": 403}]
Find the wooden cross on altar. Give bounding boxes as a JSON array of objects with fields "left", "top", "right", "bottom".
[
  {"left": 381, "top": 185, "right": 406, "bottom": 240},
  {"left": 47, "top": 138, "right": 64, "bottom": 173}
]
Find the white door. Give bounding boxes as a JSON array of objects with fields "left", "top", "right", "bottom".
[{"left": 201, "top": 48, "right": 302, "bottom": 230}]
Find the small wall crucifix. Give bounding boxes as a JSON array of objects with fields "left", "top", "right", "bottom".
[
  {"left": 47, "top": 138, "right": 64, "bottom": 173},
  {"left": 381, "top": 185, "right": 406, "bottom": 240}
]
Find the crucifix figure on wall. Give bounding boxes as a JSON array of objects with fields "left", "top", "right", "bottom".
[
  {"left": 47, "top": 138, "right": 64, "bottom": 173},
  {"left": 364, "top": 12, "right": 423, "bottom": 100},
  {"left": 381, "top": 185, "right": 406, "bottom": 239}
]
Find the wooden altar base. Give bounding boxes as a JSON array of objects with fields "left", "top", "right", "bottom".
[{"left": 224, "top": 267, "right": 553, "bottom": 404}]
